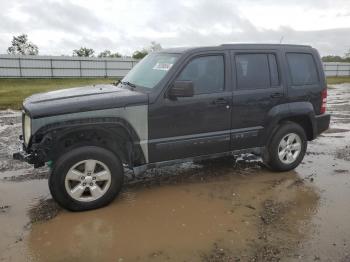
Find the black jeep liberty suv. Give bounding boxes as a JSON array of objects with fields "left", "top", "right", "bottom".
[{"left": 14, "top": 44, "right": 330, "bottom": 211}]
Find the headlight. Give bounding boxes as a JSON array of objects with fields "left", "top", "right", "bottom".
[{"left": 23, "top": 114, "right": 32, "bottom": 145}]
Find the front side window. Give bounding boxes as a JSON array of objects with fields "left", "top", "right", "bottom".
[
  {"left": 177, "top": 55, "right": 224, "bottom": 95},
  {"left": 122, "top": 53, "right": 179, "bottom": 89},
  {"left": 286, "top": 53, "right": 319, "bottom": 85}
]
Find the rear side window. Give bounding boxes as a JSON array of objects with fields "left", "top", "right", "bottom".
[
  {"left": 286, "top": 53, "right": 319, "bottom": 85},
  {"left": 235, "top": 54, "right": 279, "bottom": 90},
  {"left": 177, "top": 55, "right": 224, "bottom": 95}
]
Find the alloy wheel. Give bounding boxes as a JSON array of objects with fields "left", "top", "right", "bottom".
[{"left": 64, "top": 159, "right": 112, "bottom": 202}]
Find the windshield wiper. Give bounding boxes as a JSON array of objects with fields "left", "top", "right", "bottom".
[
  {"left": 112, "top": 79, "right": 121, "bottom": 86},
  {"left": 121, "top": 81, "right": 136, "bottom": 90}
]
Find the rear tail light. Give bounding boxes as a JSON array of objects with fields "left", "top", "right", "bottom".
[{"left": 320, "top": 88, "right": 327, "bottom": 114}]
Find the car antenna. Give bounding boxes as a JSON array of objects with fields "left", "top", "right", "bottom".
[{"left": 279, "top": 36, "right": 284, "bottom": 44}]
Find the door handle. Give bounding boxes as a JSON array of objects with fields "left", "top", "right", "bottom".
[
  {"left": 270, "top": 92, "right": 283, "bottom": 98},
  {"left": 212, "top": 98, "right": 229, "bottom": 105}
]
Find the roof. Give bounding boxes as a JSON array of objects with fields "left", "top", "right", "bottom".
[{"left": 160, "top": 43, "right": 312, "bottom": 54}]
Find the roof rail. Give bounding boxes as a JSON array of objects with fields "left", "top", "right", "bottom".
[{"left": 219, "top": 43, "right": 311, "bottom": 48}]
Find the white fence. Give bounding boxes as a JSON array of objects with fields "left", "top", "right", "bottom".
[
  {"left": 323, "top": 62, "right": 350, "bottom": 77},
  {"left": 0, "top": 55, "right": 138, "bottom": 78},
  {"left": 0, "top": 55, "right": 349, "bottom": 78}
]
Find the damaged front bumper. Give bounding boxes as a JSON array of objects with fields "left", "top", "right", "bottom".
[
  {"left": 13, "top": 149, "right": 44, "bottom": 168},
  {"left": 13, "top": 149, "right": 31, "bottom": 162},
  {"left": 13, "top": 138, "right": 46, "bottom": 168}
]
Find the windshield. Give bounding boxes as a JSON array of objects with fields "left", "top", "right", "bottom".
[{"left": 122, "top": 53, "right": 180, "bottom": 89}]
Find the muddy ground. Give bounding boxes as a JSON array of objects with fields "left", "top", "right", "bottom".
[{"left": 0, "top": 84, "right": 350, "bottom": 262}]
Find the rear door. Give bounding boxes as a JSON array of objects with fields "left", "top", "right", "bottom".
[{"left": 230, "top": 51, "right": 286, "bottom": 149}]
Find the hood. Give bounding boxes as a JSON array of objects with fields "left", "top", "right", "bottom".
[{"left": 23, "top": 84, "right": 148, "bottom": 118}]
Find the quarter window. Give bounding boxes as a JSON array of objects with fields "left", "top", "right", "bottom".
[
  {"left": 286, "top": 53, "right": 319, "bottom": 85},
  {"left": 235, "top": 54, "right": 279, "bottom": 90},
  {"left": 177, "top": 55, "right": 224, "bottom": 95}
]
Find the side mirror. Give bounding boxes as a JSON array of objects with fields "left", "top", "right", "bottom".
[{"left": 168, "top": 80, "right": 194, "bottom": 98}]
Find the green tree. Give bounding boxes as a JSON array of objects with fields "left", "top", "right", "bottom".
[
  {"left": 7, "top": 34, "right": 39, "bottom": 55},
  {"left": 322, "top": 50, "right": 350, "bottom": 63},
  {"left": 132, "top": 50, "right": 148, "bottom": 59},
  {"left": 73, "top": 47, "right": 95, "bottom": 57},
  {"left": 322, "top": 55, "right": 344, "bottom": 62},
  {"left": 98, "top": 50, "right": 122, "bottom": 58}
]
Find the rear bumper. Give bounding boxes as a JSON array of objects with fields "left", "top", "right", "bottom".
[{"left": 314, "top": 113, "right": 331, "bottom": 136}]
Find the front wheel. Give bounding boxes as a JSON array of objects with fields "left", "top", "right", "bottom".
[
  {"left": 264, "top": 122, "right": 307, "bottom": 172},
  {"left": 49, "top": 146, "right": 124, "bottom": 211}
]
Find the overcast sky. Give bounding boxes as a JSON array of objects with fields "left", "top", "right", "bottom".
[{"left": 0, "top": 0, "right": 349, "bottom": 56}]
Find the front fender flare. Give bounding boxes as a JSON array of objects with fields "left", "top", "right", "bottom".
[{"left": 30, "top": 117, "right": 146, "bottom": 167}]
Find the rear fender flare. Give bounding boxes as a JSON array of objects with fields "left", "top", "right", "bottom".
[{"left": 262, "top": 102, "right": 316, "bottom": 144}]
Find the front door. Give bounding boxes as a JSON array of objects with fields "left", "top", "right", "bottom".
[{"left": 148, "top": 53, "right": 232, "bottom": 163}]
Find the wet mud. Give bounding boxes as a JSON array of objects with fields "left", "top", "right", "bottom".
[
  {"left": 0, "top": 84, "right": 350, "bottom": 261},
  {"left": 28, "top": 198, "right": 61, "bottom": 224},
  {"left": 24, "top": 169, "right": 318, "bottom": 262}
]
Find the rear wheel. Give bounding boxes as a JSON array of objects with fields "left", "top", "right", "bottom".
[
  {"left": 49, "top": 146, "right": 124, "bottom": 211},
  {"left": 265, "top": 122, "right": 307, "bottom": 171}
]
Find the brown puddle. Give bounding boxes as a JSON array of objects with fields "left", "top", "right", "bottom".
[
  {"left": 0, "top": 178, "right": 49, "bottom": 260},
  {"left": 24, "top": 165, "right": 318, "bottom": 262}
]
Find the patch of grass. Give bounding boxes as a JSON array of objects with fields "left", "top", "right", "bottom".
[
  {"left": 327, "top": 76, "right": 350, "bottom": 85},
  {"left": 0, "top": 78, "right": 119, "bottom": 110}
]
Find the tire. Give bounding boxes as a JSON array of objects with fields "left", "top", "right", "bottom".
[
  {"left": 264, "top": 122, "right": 307, "bottom": 172},
  {"left": 49, "top": 146, "right": 124, "bottom": 211}
]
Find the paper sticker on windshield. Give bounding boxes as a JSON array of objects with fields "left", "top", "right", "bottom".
[{"left": 153, "top": 62, "right": 173, "bottom": 71}]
